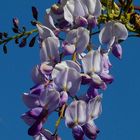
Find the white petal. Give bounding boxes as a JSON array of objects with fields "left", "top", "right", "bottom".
[
  {"left": 63, "top": 5, "right": 74, "bottom": 24},
  {"left": 40, "top": 89, "right": 60, "bottom": 112},
  {"left": 44, "top": 9, "right": 58, "bottom": 30},
  {"left": 99, "top": 22, "right": 113, "bottom": 44},
  {"left": 40, "top": 37, "right": 60, "bottom": 63},
  {"left": 82, "top": 49, "right": 102, "bottom": 74},
  {"left": 91, "top": 73, "right": 103, "bottom": 85},
  {"left": 77, "top": 101, "right": 87, "bottom": 126},
  {"left": 65, "top": 101, "right": 78, "bottom": 127},
  {"left": 66, "top": 29, "right": 78, "bottom": 44},
  {"left": 54, "top": 68, "right": 81, "bottom": 96},
  {"left": 92, "top": 49, "right": 102, "bottom": 73},
  {"left": 86, "top": 0, "right": 101, "bottom": 16},
  {"left": 52, "top": 60, "right": 81, "bottom": 79},
  {"left": 112, "top": 22, "right": 128, "bottom": 40},
  {"left": 87, "top": 95, "right": 102, "bottom": 120},
  {"left": 82, "top": 50, "right": 94, "bottom": 74},
  {"left": 80, "top": 0, "right": 89, "bottom": 16},
  {"left": 32, "top": 65, "right": 45, "bottom": 84},
  {"left": 34, "top": 133, "right": 46, "bottom": 140},
  {"left": 72, "top": 0, "right": 86, "bottom": 17},
  {"left": 22, "top": 93, "right": 40, "bottom": 108},
  {"left": 76, "top": 27, "right": 90, "bottom": 53},
  {"left": 36, "top": 24, "right": 56, "bottom": 40}
]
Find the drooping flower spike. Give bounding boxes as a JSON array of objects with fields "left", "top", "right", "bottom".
[{"left": 21, "top": 1, "right": 130, "bottom": 139}]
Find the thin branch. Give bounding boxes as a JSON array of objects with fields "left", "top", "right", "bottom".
[
  {"left": 128, "top": 34, "right": 140, "bottom": 37},
  {"left": 0, "top": 28, "right": 38, "bottom": 45},
  {"left": 90, "top": 30, "right": 100, "bottom": 36},
  {"left": 117, "top": 3, "right": 140, "bottom": 11},
  {"left": 53, "top": 104, "right": 66, "bottom": 135}
]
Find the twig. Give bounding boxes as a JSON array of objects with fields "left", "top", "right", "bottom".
[{"left": 0, "top": 29, "right": 38, "bottom": 45}]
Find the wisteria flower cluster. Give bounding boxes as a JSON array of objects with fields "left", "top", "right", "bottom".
[{"left": 18, "top": 0, "right": 139, "bottom": 140}]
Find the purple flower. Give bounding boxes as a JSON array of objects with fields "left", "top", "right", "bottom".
[
  {"left": 52, "top": 60, "right": 81, "bottom": 79},
  {"left": 99, "top": 21, "right": 128, "bottom": 47},
  {"left": 81, "top": 49, "right": 106, "bottom": 89},
  {"left": 22, "top": 84, "right": 45, "bottom": 109},
  {"left": 28, "top": 89, "right": 60, "bottom": 135},
  {"left": 86, "top": 95, "right": 102, "bottom": 121},
  {"left": 22, "top": 84, "right": 60, "bottom": 136},
  {"left": 52, "top": 60, "right": 81, "bottom": 96},
  {"left": 34, "top": 129, "right": 62, "bottom": 140},
  {"left": 87, "top": 15, "right": 97, "bottom": 28},
  {"left": 61, "top": 0, "right": 101, "bottom": 25},
  {"left": 32, "top": 62, "right": 53, "bottom": 84},
  {"left": 83, "top": 95, "right": 102, "bottom": 139},
  {"left": 37, "top": 24, "right": 57, "bottom": 41},
  {"left": 44, "top": 8, "right": 60, "bottom": 31},
  {"left": 65, "top": 95, "right": 102, "bottom": 139},
  {"left": 39, "top": 88, "right": 60, "bottom": 113},
  {"left": 62, "top": 27, "right": 89, "bottom": 55},
  {"left": 65, "top": 100, "right": 87, "bottom": 128},
  {"left": 99, "top": 21, "right": 128, "bottom": 58},
  {"left": 22, "top": 84, "right": 60, "bottom": 113},
  {"left": 72, "top": 125, "right": 84, "bottom": 140},
  {"left": 99, "top": 53, "right": 114, "bottom": 84},
  {"left": 22, "top": 107, "right": 61, "bottom": 138},
  {"left": 60, "top": 91, "right": 69, "bottom": 106},
  {"left": 53, "top": 68, "right": 81, "bottom": 97},
  {"left": 37, "top": 24, "right": 60, "bottom": 64},
  {"left": 75, "top": 16, "right": 88, "bottom": 27},
  {"left": 21, "top": 107, "right": 44, "bottom": 136},
  {"left": 45, "top": 6, "right": 71, "bottom": 30},
  {"left": 112, "top": 43, "right": 122, "bottom": 59},
  {"left": 82, "top": 122, "right": 99, "bottom": 140}
]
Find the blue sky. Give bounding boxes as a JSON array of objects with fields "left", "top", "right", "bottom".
[{"left": 0, "top": 0, "right": 140, "bottom": 140}]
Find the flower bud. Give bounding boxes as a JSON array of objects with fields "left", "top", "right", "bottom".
[
  {"left": 82, "top": 123, "right": 100, "bottom": 140},
  {"left": 51, "top": 135, "right": 62, "bottom": 140},
  {"left": 60, "top": 91, "right": 68, "bottom": 106},
  {"left": 62, "top": 41, "right": 75, "bottom": 55},
  {"left": 51, "top": 4, "right": 63, "bottom": 15},
  {"left": 112, "top": 43, "right": 122, "bottom": 59},
  {"left": 13, "top": 17, "right": 19, "bottom": 28},
  {"left": 75, "top": 16, "right": 88, "bottom": 27},
  {"left": 87, "top": 15, "right": 97, "bottom": 28},
  {"left": 72, "top": 125, "right": 84, "bottom": 140}
]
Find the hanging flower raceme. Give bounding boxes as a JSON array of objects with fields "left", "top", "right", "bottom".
[
  {"left": 99, "top": 21, "right": 128, "bottom": 59},
  {"left": 20, "top": 0, "right": 131, "bottom": 139}
]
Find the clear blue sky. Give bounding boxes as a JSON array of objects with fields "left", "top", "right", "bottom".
[{"left": 0, "top": 0, "right": 140, "bottom": 140}]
